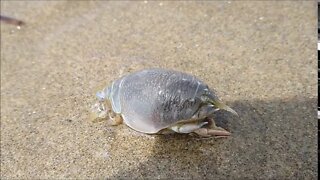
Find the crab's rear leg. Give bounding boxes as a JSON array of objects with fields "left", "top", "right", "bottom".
[
  {"left": 194, "top": 119, "right": 231, "bottom": 138},
  {"left": 169, "top": 121, "right": 208, "bottom": 134},
  {"left": 194, "top": 128, "right": 231, "bottom": 138}
]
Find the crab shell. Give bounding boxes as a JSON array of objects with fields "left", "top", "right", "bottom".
[{"left": 98, "top": 68, "right": 228, "bottom": 134}]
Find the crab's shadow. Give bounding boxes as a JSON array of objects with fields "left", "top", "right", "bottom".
[{"left": 108, "top": 97, "right": 317, "bottom": 179}]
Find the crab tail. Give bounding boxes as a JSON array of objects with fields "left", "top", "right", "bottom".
[{"left": 210, "top": 100, "right": 239, "bottom": 117}]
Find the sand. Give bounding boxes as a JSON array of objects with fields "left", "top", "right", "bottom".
[{"left": 1, "top": 1, "right": 317, "bottom": 179}]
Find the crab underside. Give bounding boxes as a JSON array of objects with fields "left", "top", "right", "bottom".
[{"left": 91, "top": 101, "right": 232, "bottom": 138}]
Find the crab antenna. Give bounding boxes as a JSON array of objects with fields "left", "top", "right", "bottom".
[
  {"left": 210, "top": 100, "right": 239, "bottom": 117},
  {"left": 96, "top": 91, "right": 106, "bottom": 101}
]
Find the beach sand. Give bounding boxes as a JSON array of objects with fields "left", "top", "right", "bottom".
[{"left": 1, "top": 1, "right": 317, "bottom": 179}]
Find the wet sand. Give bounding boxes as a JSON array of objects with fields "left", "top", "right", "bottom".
[{"left": 1, "top": 1, "right": 317, "bottom": 179}]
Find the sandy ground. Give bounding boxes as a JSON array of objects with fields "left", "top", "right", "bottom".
[{"left": 1, "top": 1, "right": 317, "bottom": 179}]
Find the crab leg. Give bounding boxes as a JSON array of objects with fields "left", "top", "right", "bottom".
[
  {"left": 169, "top": 121, "right": 208, "bottom": 134},
  {"left": 193, "top": 118, "right": 231, "bottom": 137},
  {"left": 109, "top": 113, "right": 123, "bottom": 126},
  {"left": 194, "top": 128, "right": 231, "bottom": 137}
]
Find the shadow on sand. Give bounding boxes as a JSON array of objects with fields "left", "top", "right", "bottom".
[{"left": 108, "top": 96, "right": 317, "bottom": 179}]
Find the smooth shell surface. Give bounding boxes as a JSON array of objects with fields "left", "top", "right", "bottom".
[{"left": 107, "top": 68, "right": 213, "bottom": 133}]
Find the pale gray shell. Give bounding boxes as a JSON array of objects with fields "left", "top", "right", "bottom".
[{"left": 105, "top": 68, "right": 215, "bottom": 134}]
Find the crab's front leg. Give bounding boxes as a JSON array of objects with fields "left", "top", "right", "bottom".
[
  {"left": 90, "top": 101, "right": 108, "bottom": 122},
  {"left": 108, "top": 111, "right": 123, "bottom": 126},
  {"left": 90, "top": 100, "right": 123, "bottom": 125}
]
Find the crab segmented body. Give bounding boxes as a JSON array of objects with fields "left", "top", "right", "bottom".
[{"left": 94, "top": 68, "right": 238, "bottom": 137}]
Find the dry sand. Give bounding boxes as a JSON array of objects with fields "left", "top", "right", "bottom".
[{"left": 1, "top": 1, "right": 317, "bottom": 179}]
